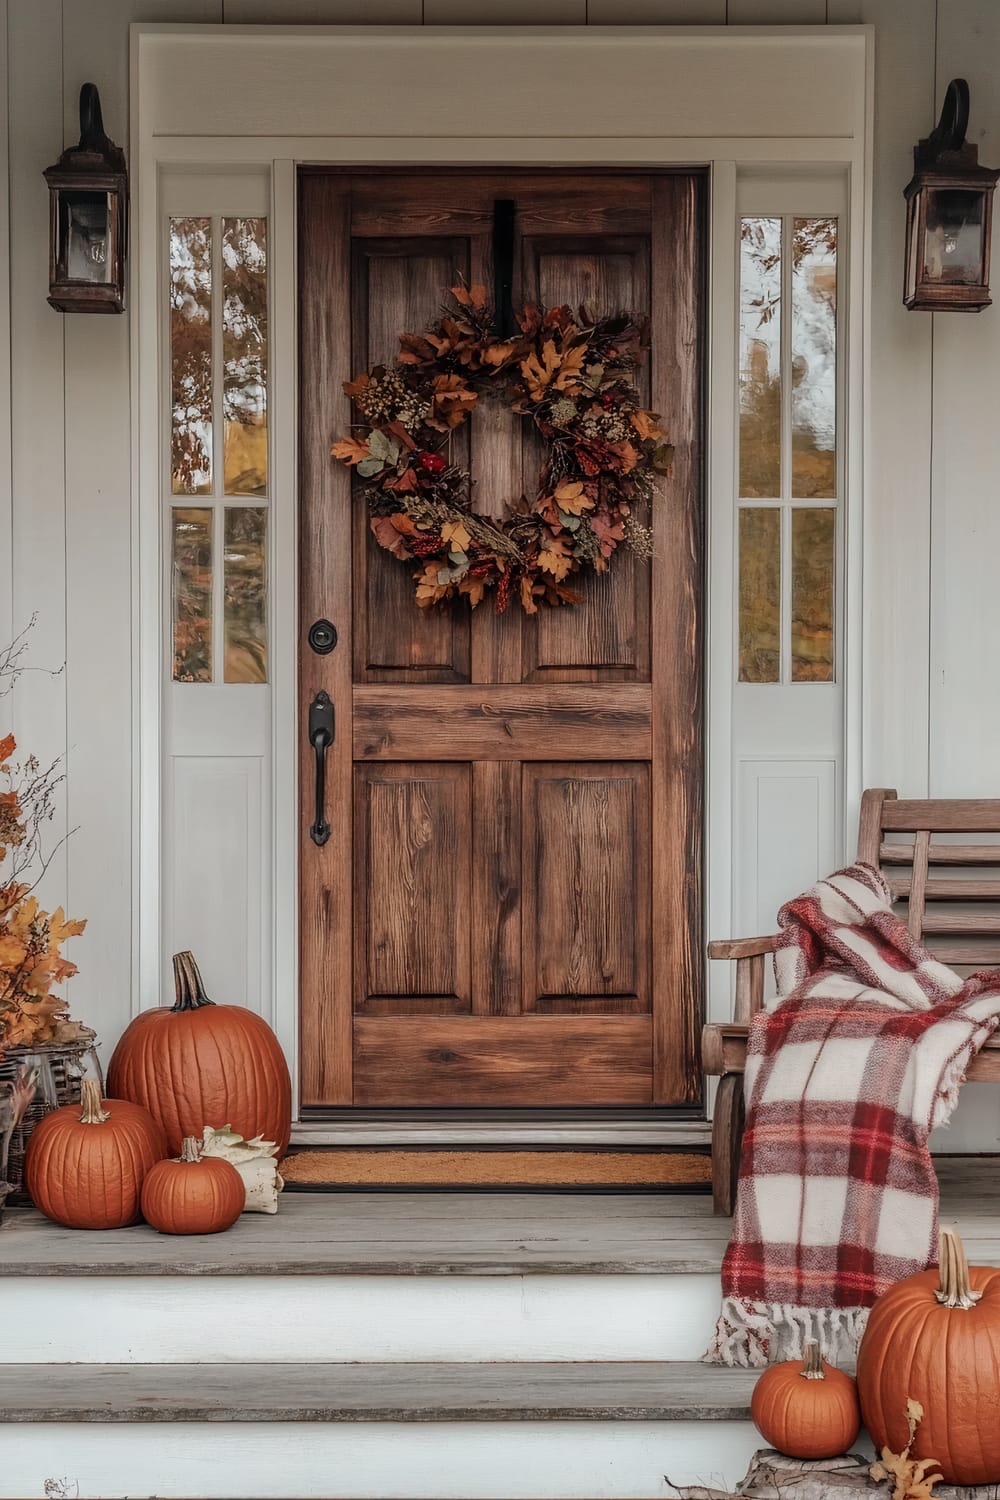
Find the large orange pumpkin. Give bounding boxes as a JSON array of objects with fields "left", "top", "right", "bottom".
[
  {"left": 857, "top": 1227, "right": 1000, "bottom": 1485},
  {"left": 141, "top": 1135, "right": 245, "bottom": 1235},
  {"left": 751, "top": 1340, "right": 861, "bottom": 1460},
  {"left": 25, "top": 1079, "right": 167, "bottom": 1229},
  {"left": 108, "top": 951, "right": 291, "bottom": 1155}
]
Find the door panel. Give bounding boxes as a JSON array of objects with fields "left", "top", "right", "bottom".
[
  {"left": 353, "top": 240, "right": 472, "bottom": 685},
  {"left": 352, "top": 1016, "right": 654, "bottom": 1107},
  {"left": 354, "top": 763, "right": 472, "bottom": 1014},
  {"left": 521, "top": 236, "right": 652, "bottom": 682},
  {"left": 298, "top": 169, "right": 704, "bottom": 1110},
  {"left": 522, "top": 763, "right": 650, "bottom": 1014}
]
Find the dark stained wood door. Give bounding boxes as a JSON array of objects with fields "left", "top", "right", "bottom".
[{"left": 299, "top": 170, "right": 704, "bottom": 1110}]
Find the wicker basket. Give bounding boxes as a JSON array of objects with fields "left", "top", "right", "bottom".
[{"left": 0, "top": 1039, "right": 103, "bottom": 1210}]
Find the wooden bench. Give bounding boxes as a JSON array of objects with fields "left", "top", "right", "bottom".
[{"left": 702, "top": 789, "right": 1000, "bottom": 1214}]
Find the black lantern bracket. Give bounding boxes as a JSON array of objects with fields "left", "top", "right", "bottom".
[
  {"left": 492, "top": 198, "right": 517, "bottom": 339},
  {"left": 921, "top": 78, "right": 971, "bottom": 165}
]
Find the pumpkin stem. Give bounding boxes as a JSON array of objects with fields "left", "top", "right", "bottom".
[
  {"left": 79, "top": 1078, "right": 111, "bottom": 1125},
  {"left": 936, "top": 1226, "right": 982, "bottom": 1309},
  {"left": 800, "top": 1339, "right": 825, "bottom": 1379},
  {"left": 179, "top": 1136, "right": 203, "bottom": 1164},
  {"left": 171, "top": 951, "right": 216, "bottom": 1012}
]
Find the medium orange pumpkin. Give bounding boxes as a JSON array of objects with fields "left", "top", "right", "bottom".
[
  {"left": 751, "top": 1340, "right": 861, "bottom": 1460},
  {"left": 141, "top": 1135, "right": 245, "bottom": 1235},
  {"left": 857, "top": 1227, "right": 1000, "bottom": 1485},
  {"left": 25, "top": 1079, "right": 167, "bottom": 1229},
  {"left": 108, "top": 951, "right": 291, "bottom": 1155}
]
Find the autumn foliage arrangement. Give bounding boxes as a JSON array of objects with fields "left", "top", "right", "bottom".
[
  {"left": 332, "top": 284, "right": 674, "bottom": 614},
  {"left": 0, "top": 625, "right": 88, "bottom": 1054}
]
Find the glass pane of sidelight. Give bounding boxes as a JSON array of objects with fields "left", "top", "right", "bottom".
[
  {"left": 170, "top": 218, "right": 213, "bottom": 496},
  {"left": 171, "top": 508, "right": 213, "bottom": 683},
  {"left": 791, "top": 507, "right": 835, "bottom": 682},
  {"left": 223, "top": 507, "right": 268, "bottom": 684},
  {"left": 739, "top": 217, "right": 782, "bottom": 499},
  {"left": 223, "top": 218, "right": 268, "bottom": 496},
  {"left": 738, "top": 507, "right": 781, "bottom": 683},
  {"left": 791, "top": 218, "right": 837, "bottom": 499}
]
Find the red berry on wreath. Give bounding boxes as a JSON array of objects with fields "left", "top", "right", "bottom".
[{"left": 419, "top": 451, "right": 446, "bottom": 474}]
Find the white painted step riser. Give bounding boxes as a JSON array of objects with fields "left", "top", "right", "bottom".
[
  {"left": 3, "top": 1420, "right": 758, "bottom": 1500},
  {"left": 7, "top": 1274, "right": 720, "bottom": 1363}
]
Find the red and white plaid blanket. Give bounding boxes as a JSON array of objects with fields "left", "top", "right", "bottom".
[{"left": 708, "top": 862, "right": 1000, "bottom": 1368}]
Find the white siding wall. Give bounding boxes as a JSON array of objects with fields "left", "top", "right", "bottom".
[{"left": 3, "top": 0, "right": 997, "bottom": 1143}]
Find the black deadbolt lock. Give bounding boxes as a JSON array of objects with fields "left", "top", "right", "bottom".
[{"left": 307, "top": 618, "right": 337, "bottom": 655}]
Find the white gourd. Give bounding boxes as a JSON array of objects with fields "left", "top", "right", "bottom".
[{"left": 200, "top": 1125, "right": 284, "bottom": 1214}]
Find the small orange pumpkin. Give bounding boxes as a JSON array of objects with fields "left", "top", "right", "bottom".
[
  {"left": 858, "top": 1226, "right": 1000, "bottom": 1485},
  {"left": 751, "top": 1340, "right": 861, "bottom": 1460},
  {"left": 141, "top": 1136, "right": 245, "bottom": 1235},
  {"left": 25, "top": 1079, "right": 167, "bottom": 1229},
  {"left": 108, "top": 951, "right": 291, "bottom": 1155}
]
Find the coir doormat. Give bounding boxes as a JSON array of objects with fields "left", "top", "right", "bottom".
[{"left": 278, "top": 1146, "right": 712, "bottom": 1191}]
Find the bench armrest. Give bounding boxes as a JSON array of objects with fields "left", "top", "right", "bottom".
[{"left": 707, "top": 934, "right": 780, "bottom": 960}]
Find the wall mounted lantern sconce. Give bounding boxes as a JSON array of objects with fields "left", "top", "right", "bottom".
[
  {"left": 44, "top": 83, "right": 128, "bottom": 314},
  {"left": 904, "top": 79, "right": 999, "bottom": 312}
]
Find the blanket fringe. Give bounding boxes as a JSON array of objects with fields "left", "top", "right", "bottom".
[{"left": 704, "top": 1297, "right": 868, "bottom": 1368}]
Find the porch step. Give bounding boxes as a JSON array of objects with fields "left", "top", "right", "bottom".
[
  {"left": 0, "top": 1360, "right": 758, "bottom": 1423},
  {"left": 2, "top": 1360, "right": 764, "bottom": 1497}
]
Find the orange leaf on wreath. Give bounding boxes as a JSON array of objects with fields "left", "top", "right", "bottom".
[
  {"left": 415, "top": 562, "right": 451, "bottom": 609},
  {"left": 450, "top": 284, "right": 488, "bottom": 310},
  {"left": 0, "top": 733, "right": 14, "bottom": 766},
  {"left": 520, "top": 341, "right": 562, "bottom": 400},
  {"left": 520, "top": 576, "right": 540, "bottom": 615},
  {"left": 441, "top": 519, "right": 472, "bottom": 554},
  {"left": 537, "top": 537, "right": 573, "bottom": 582},
  {"left": 631, "top": 410, "right": 663, "bottom": 442},
  {"left": 331, "top": 436, "right": 371, "bottom": 466},
  {"left": 609, "top": 440, "right": 639, "bottom": 473},
  {"left": 482, "top": 341, "right": 520, "bottom": 368},
  {"left": 342, "top": 373, "right": 371, "bottom": 402},
  {"left": 590, "top": 512, "right": 626, "bottom": 558},
  {"left": 553, "top": 481, "right": 594, "bottom": 516},
  {"left": 385, "top": 466, "right": 420, "bottom": 495},
  {"left": 428, "top": 373, "right": 478, "bottom": 431},
  {"left": 552, "top": 344, "right": 587, "bottom": 391},
  {"left": 371, "top": 514, "right": 414, "bottom": 560},
  {"left": 459, "top": 575, "right": 487, "bottom": 607}
]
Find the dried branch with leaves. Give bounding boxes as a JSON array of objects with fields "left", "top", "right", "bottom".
[
  {"left": 870, "top": 1401, "right": 943, "bottom": 1500},
  {"left": 0, "top": 621, "right": 88, "bottom": 1052}
]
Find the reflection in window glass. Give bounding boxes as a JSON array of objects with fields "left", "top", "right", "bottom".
[
  {"left": 792, "top": 219, "right": 837, "bottom": 499},
  {"left": 738, "top": 507, "right": 781, "bottom": 683},
  {"left": 170, "top": 219, "right": 213, "bottom": 496},
  {"left": 172, "top": 508, "right": 213, "bottom": 683},
  {"left": 923, "top": 189, "right": 985, "bottom": 285},
  {"left": 223, "top": 218, "right": 268, "bottom": 496},
  {"left": 739, "top": 217, "right": 782, "bottom": 499},
  {"left": 791, "top": 508, "right": 835, "bottom": 682},
  {"left": 224, "top": 508, "right": 267, "bottom": 684}
]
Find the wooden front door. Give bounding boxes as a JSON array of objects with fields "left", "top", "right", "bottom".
[{"left": 298, "top": 170, "right": 704, "bottom": 1111}]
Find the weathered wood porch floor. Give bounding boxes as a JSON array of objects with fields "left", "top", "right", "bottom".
[{"left": 0, "top": 1155, "right": 995, "bottom": 1277}]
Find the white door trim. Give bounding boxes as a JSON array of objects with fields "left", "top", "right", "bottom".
[{"left": 131, "top": 22, "right": 874, "bottom": 1128}]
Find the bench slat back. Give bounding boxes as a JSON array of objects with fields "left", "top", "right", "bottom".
[{"left": 858, "top": 790, "right": 1000, "bottom": 968}]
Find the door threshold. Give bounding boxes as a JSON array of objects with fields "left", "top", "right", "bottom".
[{"left": 289, "top": 1115, "right": 711, "bottom": 1149}]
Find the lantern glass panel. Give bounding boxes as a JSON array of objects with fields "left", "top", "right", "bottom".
[
  {"left": 57, "top": 190, "right": 113, "bottom": 284},
  {"left": 922, "top": 187, "right": 986, "bottom": 285}
]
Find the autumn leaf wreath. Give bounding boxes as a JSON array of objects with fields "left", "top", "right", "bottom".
[{"left": 332, "top": 285, "right": 675, "bottom": 615}]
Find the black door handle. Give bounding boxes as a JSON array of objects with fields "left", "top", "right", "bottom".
[{"left": 308, "top": 690, "right": 335, "bottom": 847}]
